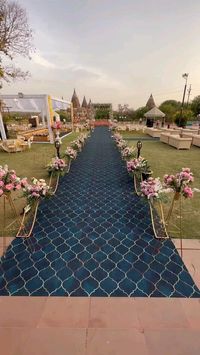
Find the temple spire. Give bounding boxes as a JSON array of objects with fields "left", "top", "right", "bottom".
[
  {"left": 71, "top": 89, "right": 80, "bottom": 108},
  {"left": 82, "top": 96, "right": 87, "bottom": 108},
  {"left": 146, "top": 94, "right": 156, "bottom": 110}
]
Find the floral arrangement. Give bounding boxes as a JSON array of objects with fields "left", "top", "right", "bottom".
[
  {"left": 52, "top": 121, "right": 62, "bottom": 130},
  {"left": 127, "top": 157, "right": 150, "bottom": 175},
  {"left": 141, "top": 177, "right": 163, "bottom": 200},
  {"left": 113, "top": 133, "right": 122, "bottom": 142},
  {"left": 47, "top": 157, "right": 67, "bottom": 175},
  {"left": 116, "top": 139, "right": 127, "bottom": 150},
  {"left": 65, "top": 147, "right": 77, "bottom": 160},
  {"left": 78, "top": 134, "right": 87, "bottom": 144},
  {"left": 71, "top": 140, "right": 82, "bottom": 151},
  {"left": 163, "top": 168, "right": 194, "bottom": 199},
  {"left": 23, "top": 178, "right": 52, "bottom": 205},
  {"left": 121, "top": 146, "right": 136, "bottom": 160},
  {"left": 0, "top": 165, "right": 26, "bottom": 197}
]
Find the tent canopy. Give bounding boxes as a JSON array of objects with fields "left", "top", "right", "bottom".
[
  {"left": 144, "top": 106, "right": 165, "bottom": 118},
  {"left": 0, "top": 95, "right": 70, "bottom": 114}
]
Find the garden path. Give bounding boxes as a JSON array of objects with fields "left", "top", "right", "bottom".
[{"left": 0, "top": 127, "right": 199, "bottom": 297}]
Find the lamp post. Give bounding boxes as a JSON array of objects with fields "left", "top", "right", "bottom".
[
  {"left": 179, "top": 73, "right": 189, "bottom": 127},
  {"left": 137, "top": 140, "right": 142, "bottom": 158},
  {"left": 54, "top": 132, "right": 61, "bottom": 158}
]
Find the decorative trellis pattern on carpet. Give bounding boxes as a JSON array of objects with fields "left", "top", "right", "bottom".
[{"left": 0, "top": 127, "right": 200, "bottom": 297}]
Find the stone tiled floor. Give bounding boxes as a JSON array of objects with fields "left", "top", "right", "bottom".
[
  {"left": 0, "top": 297, "right": 200, "bottom": 355},
  {"left": 0, "top": 127, "right": 200, "bottom": 297}
]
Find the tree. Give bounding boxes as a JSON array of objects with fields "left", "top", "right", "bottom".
[
  {"left": 0, "top": 0, "right": 33, "bottom": 83},
  {"left": 191, "top": 96, "right": 200, "bottom": 117},
  {"left": 159, "top": 100, "right": 181, "bottom": 123},
  {"left": 95, "top": 108, "right": 110, "bottom": 120},
  {"left": 134, "top": 106, "right": 148, "bottom": 120},
  {"left": 58, "top": 110, "right": 71, "bottom": 122},
  {"left": 174, "top": 109, "right": 194, "bottom": 127}
]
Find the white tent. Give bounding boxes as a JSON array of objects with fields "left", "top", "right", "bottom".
[
  {"left": 0, "top": 111, "right": 6, "bottom": 140},
  {"left": 0, "top": 94, "right": 71, "bottom": 142}
]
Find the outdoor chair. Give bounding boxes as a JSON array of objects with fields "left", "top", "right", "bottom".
[
  {"left": 192, "top": 135, "right": 200, "bottom": 147},
  {"left": 168, "top": 135, "right": 192, "bottom": 149},
  {"left": 0, "top": 139, "right": 28, "bottom": 153},
  {"left": 160, "top": 133, "right": 171, "bottom": 144},
  {"left": 146, "top": 128, "right": 162, "bottom": 138}
]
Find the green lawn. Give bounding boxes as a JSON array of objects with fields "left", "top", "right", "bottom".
[
  {"left": 125, "top": 136, "right": 200, "bottom": 239},
  {"left": 0, "top": 132, "right": 79, "bottom": 237},
  {"left": 118, "top": 130, "right": 148, "bottom": 138}
]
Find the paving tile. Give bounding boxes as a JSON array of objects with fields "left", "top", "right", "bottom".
[
  {"left": 38, "top": 297, "right": 90, "bottom": 328},
  {"left": 181, "top": 299, "right": 200, "bottom": 329},
  {"left": 0, "top": 297, "right": 47, "bottom": 327},
  {"left": 135, "top": 298, "right": 189, "bottom": 330},
  {"left": 144, "top": 328, "right": 200, "bottom": 355},
  {"left": 86, "top": 328, "right": 148, "bottom": 355},
  {"left": 89, "top": 298, "right": 140, "bottom": 328},
  {"left": 14, "top": 328, "right": 86, "bottom": 355},
  {"left": 181, "top": 250, "right": 200, "bottom": 289},
  {"left": 0, "top": 327, "right": 30, "bottom": 355}
]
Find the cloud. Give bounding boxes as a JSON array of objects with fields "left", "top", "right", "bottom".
[
  {"left": 31, "top": 53, "right": 115, "bottom": 86},
  {"left": 32, "top": 52, "right": 57, "bottom": 69},
  {"left": 67, "top": 63, "right": 123, "bottom": 90}
]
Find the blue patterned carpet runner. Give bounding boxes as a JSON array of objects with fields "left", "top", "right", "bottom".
[{"left": 0, "top": 127, "right": 200, "bottom": 297}]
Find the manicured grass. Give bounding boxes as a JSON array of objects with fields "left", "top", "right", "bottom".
[
  {"left": 0, "top": 132, "right": 79, "bottom": 237},
  {"left": 125, "top": 136, "right": 200, "bottom": 239},
  {"left": 118, "top": 130, "right": 148, "bottom": 138}
]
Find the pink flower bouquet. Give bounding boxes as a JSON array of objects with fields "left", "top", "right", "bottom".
[
  {"left": 121, "top": 146, "right": 136, "bottom": 160},
  {"left": 0, "top": 165, "right": 26, "bottom": 197},
  {"left": 65, "top": 147, "right": 77, "bottom": 160},
  {"left": 127, "top": 157, "right": 150, "bottom": 175},
  {"left": 113, "top": 133, "right": 122, "bottom": 142},
  {"left": 141, "top": 177, "right": 163, "bottom": 200},
  {"left": 52, "top": 121, "right": 62, "bottom": 130},
  {"left": 78, "top": 134, "right": 87, "bottom": 145},
  {"left": 47, "top": 157, "right": 67, "bottom": 176},
  {"left": 71, "top": 140, "right": 82, "bottom": 152},
  {"left": 116, "top": 139, "right": 127, "bottom": 150},
  {"left": 23, "top": 178, "right": 52, "bottom": 205},
  {"left": 163, "top": 168, "right": 194, "bottom": 199}
]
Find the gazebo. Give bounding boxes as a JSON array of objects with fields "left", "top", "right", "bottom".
[{"left": 144, "top": 106, "right": 165, "bottom": 127}]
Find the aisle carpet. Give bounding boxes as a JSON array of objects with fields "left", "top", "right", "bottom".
[{"left": 0, "top": 127, "right": 199, "bottom": 297}]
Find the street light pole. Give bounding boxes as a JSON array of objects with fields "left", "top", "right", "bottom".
[
  {"left": 137, "top": 140, "right": 142, "bottom": 158},
  {"left": 54, "top": 132, "right": 61, "bottom": 158},
  {"left": 187, "top": 84, "right": 191, "bottom": 107},
  {"left": 179, "top": 73, "right": 189, "bottom": 127}
]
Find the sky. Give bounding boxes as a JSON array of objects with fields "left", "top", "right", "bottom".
[{"left": 2, "top": 0, "right": 200, "bottom": 109}]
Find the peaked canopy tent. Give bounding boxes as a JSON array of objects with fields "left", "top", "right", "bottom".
[
  {"left": 0, "top": 94, "right": 71, "bottom": 142},
  {"left": 144, "top": 106, "right": 165, "bottom": 127}
]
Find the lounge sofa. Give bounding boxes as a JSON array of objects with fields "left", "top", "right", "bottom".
[
  {"left": 168, "top": 135, "right": 192, "bottom": 149},
  {"left": 160, "top": 133, "right": 171, "bottom": 144},
  {"left": 165, "top": 129, "right": 181, "bottom": 135},
  {"left": 146, "top": 128, "right": 162, "bottom": 138},
  {"left": 181, "top": 129, "right": 199, "bottom": 135},
  {"left": 0, "top": 139, "right": 28, "bottom": 153},
  {"left": 192, "top": 135, "right": 200, "bottom": 147}
]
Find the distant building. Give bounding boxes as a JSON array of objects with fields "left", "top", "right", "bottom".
[
  {"left": 71, "top": 89, "right": 113, "bottom": 121},
  {"left": 71, "top": 89, "right": 89, "bottom": 122}
]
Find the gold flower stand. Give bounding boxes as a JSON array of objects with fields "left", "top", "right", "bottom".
[
  {"left": 1, "top": 192, "right": 22, "bottom": 254},
  {"left": 133, "top": 173, "right": 142, "bottom": 196},
  {"left": 149, "top": 199, "right": 169, "bottom": 240},
  {"left": 16, "top": 201, "right": 39, "bottom": 239}
]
